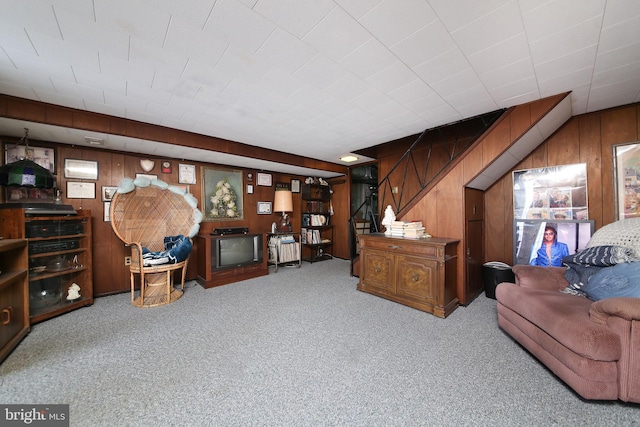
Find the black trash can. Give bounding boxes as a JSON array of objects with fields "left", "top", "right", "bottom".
[{"left": 482, "top": 262, "right": 515, "bottom": 299}]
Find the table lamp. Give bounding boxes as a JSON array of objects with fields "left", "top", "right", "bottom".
[{"left": 273, "top": 189, "right": 293, "bottom": 232}]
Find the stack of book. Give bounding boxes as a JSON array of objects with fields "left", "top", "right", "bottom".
[
  {"left": 403, "top": 221, "right": 426, "bottom": 239},
  {"left": 386, "top": 220, "right": 428, "bottom": 238},
  {"left": 387, "top": 221, "right": 406, "bottom": 236}
]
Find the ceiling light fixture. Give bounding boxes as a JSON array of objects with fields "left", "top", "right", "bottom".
[
  {"left": 340, "top": 155, "right": 359, "bottom": 163},
  {"left": 84, "top": 137, "right": 104, "bottom": 145},
  {"left": 0, "top": 128, "right": 56, "bottom": 188}
]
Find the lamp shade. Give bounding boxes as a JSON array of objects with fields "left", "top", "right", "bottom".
[
  {"left": 0, "top": 159, "right": 56, "bottom": 188},
  {"left": 273, "top": 190, "right": 293, "bottom": 212}
]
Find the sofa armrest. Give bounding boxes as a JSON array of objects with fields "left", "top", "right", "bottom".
[
  {"left": 511, "top": 265, "right": 568, "bottom": 291},
  {"left": 590, "top": 297, "right": 640, "bottom": 323}
]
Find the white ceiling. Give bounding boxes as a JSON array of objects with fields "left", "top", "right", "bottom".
[{"left": 1, "top": 0, "right": 639, "bottom": 178}]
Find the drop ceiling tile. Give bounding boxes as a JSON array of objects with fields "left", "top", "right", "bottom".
[
  {"left": 467, "top": 33, "right": 531, "bottom": 76},
  {"left": 538, "top": 67, "right": 594, "bottom": 97},
  {"left": 429, "top": 0, "right": 512, "bottom": 32},
  {"left": 24, "top": 29, "right": 102, "bottom": 71},
  {"left": 203, "top": 0, "right": 276, "bottom": 54},
  {"left": 534, "top": 45, "right": 597, "bottom": 83},
  {"left": 255, "top": 28, "right": 318, "bottom": 74},
  {"left": 50, "top": 79, "right": 105, "bottom": 103},
  {"left": 389, "top": 79, "right": 442, "bottom": 105},
  {"left": 99, "top": 53, "right": 155, "bottom": 87},
  {"left": 334, "top": 0, "right": 384, "bottom": 20},
  {"left": 130, "top": 38, "right": 190, "bottom": 79},
  {"left": 303, "top": 7, "right": 371, "bottom": 62},
  {"left": 593, "top": 58, "right": 640, "bottom": 87},
  {"left": 154, "top": 0, "right": 217, "bottom": 29},
  {"left": 413, "top": 48, "right": 470, "bottom": 84},
  {"left": 214, "top": 46, "right": 273, "bottom": 85},
  {"left": 8, "top": 2, "right": 62, "bottom": 39},
  {"left": 260, "top": 67, "right": 307, "bottom": 98},
  {"left": 450, "top": 1, "right": 524, "bottom": 56},
  {"left": 529, "top": 17, "right": 601, "bottom": 64},
  {"left": 390, "top": 20, "right": 456, "bottom": 68},
  {"left": 480, "top": 58, "right": 535, "bottom": 91},
  {"left": 253, "top": 0, "right": 335, "bottom": 38},
  {"left": 488, "top": 75, "right": 539, "bottom": 104},
  {"left": 94, "top": 0, "right": 172, "bottom": 47},
  {"left": 593, "top": 42, "right": 640, "bottom": 74},
  {"left": 366, "top": 62, "right": 419, "bottom": 93},
  {"left": 598, "top": 15, "right": 640, "bottom": 53},
  {"left": 358, "top": 0, "right": 436, "bottom": 47},
  {"left": 601, "top": 0, "right": 640, "bottom": 26},
  {"left": 339, "top": 38, "right": 398, "bottom": 80},
  {"left": 522, "top": 0, "right": 606, "bottom": 42},
  {"left": 164, "top": 17, "right": 228, "bottom": 68},
  {"left": 430, "top": 68, "right": 483, "bottom": 99},
  {"left": 32, "top": 88, "right": 87, "bottom": 111},
  {"left": 0, "top": 22, "right": 39, "bottom": 56},
  {"left": 324, "top": 73, "right": 371, "bottom": 102},
  {"left": 294, "top": 54, "right": 347, "bottom": 90}
]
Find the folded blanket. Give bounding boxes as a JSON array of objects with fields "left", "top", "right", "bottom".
[{"left": 561, "top": 245, "right": 638, "bottom": 297}]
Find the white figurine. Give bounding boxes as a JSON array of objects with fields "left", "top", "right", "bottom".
[
  {"left": 381, "top": 205, "right": 396, "bottom": 235},
  {"left": 67, "top": 283, "right": 81, "bottom": 301}
]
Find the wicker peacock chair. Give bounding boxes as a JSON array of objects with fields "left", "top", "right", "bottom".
[{"left": 110, "top": 177, "right": 202, "bottom": 307}]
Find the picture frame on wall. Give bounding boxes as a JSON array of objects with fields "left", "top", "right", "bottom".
[
  {"left": 179, "top": 163, "right": 197, "bottom": 184},
  {"left": 202, "top": 166, "right": 243, "bottom": 221},
  {"left": 4, "top": 143, "right": 56, "bottom": 173},
  {"left": 102, "top": 186, "right": 118, "bottom": 202},
  {"left": 257, "top": 201, "right": 272, "bottom": 214},
  {"left": 64, "top": 159, "right": 98, "bottom": 180},
  {"left": 613, "top": 142, "right": 640, "bottom": 220},
  {"left": 66, "top": 181, "right": 96, "bottom": 199},
  {"left": 257, "top": 172, "right": 272, "bottom": 186},
  {"left": 512, "top": 163, "right": 588, "bottom": 221},
  {"left": 291, "top": 179, "right": 301, "bottom": 193}
]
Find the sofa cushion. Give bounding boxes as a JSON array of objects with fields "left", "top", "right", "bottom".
[{"left": 496, "top": 283, "right": 621, "bottom": 361}]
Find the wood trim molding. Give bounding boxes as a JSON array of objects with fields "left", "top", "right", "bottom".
[{"left": 0, "top": 94, "right": 348, "bottom": 175}]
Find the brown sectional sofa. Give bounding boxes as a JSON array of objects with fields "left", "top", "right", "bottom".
[{"left": 496, "top": 265, "right": 640, "bottom": 403}]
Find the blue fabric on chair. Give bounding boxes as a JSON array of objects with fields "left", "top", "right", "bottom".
[
  {"left": 583, "top": 262, "right": 640, "bottom": 301},
  {"left": 141, "top": 235, "right": 192, "bottom": 266}
]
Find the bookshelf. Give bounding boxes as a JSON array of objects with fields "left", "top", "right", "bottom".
[{"left": 300, "top": 184, "right": 333, "bottom": 263}]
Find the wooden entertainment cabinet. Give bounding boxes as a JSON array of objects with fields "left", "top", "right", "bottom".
[
  {"left": 195, "top": 233, "right": 268, "bottom": 288},
  {"left": 357, "top": 233, "right": 459, "bottom": 318}
]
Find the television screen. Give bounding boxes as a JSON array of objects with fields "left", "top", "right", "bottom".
[
  {"left": 513, "top": 219, "right": 594, "bottom": 266},
  {"left": 218, "top": 235, "right": 260, "bottom": 267}
]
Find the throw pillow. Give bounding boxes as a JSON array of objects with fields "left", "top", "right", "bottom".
[{"left": 582, "top": 262, "right": 640, "bottom": 301}]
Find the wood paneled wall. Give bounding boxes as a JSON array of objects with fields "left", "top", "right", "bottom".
[
  {"left": 1, "top": 141, "right": 308, "bottom": 296},
  {"left": 485, "top": 102, "right": 640, "bottom": 264},
  {"left": 378, "top": 94, "right": 567, "bottom": 304}
]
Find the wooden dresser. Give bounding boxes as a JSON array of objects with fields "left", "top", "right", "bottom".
[{"left": 357, "top": 233, "right": 459, "bottom": 318}]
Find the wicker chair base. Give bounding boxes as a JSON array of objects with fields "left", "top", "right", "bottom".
[{"left": 132, "top": 285, "right": 183, "bottom": 308}]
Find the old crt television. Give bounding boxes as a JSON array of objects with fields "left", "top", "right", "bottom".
[
  {"left": 513, "top": 219, "right": 594, "bottom": 265},
  {"left": 213, "top": 234, "right": 263, "bottom": 269}
]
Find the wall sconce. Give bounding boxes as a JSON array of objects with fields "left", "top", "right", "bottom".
[
  {"left": 273, "top": 189, "right": 293, "bottom": 232},
  {"left": 0, "top": 128, "right": 55, "bottom": 188}
]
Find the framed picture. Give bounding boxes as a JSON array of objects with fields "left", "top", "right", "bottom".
[
  {"left": 291, "top": 179, "right": 301, "bottom": 193},
  {"left": 613, "top": 142, "right": 640, "bottom": 220},
  {"left": 102, "top": 186, "right": 118, "bottom": 201},
  {"left": 66, "top": 181, "right": 96, "bottom": 199},
  {"left": 103, "top": 202, "right": 111, "bottom": 222},
  {"left": 179, "top": 163, "right": 197, "bottom": 184},
  {"left": 512, "top": 164, "right": 588, "bottom": 220},
  {"left": 202, "top": 166, "right": 243, "bottom": 221},
  {"left": 257, "top": 201, "right": 272, "bottom": 214},
  {"left": 64, "top": 159, "right": 98, "bottom": 180},
  {"left": 247, "top": 184, "right": 254, "bottom": 194},
  {"left": 4, "top": 143, "right": 56, "bottom": 173},
  {"left": 513, "top": 219, "right": 594, "bottom": 266},
  {"left": 161, "top": 161, "right": 172, "bottom": 173},
  {"left": 257, "top": 172, "right": 272, "bottom": 186}
]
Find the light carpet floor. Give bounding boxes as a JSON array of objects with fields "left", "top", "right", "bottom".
[{"left": 1, "top": 259, "right": 638, "bottom": 426}]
